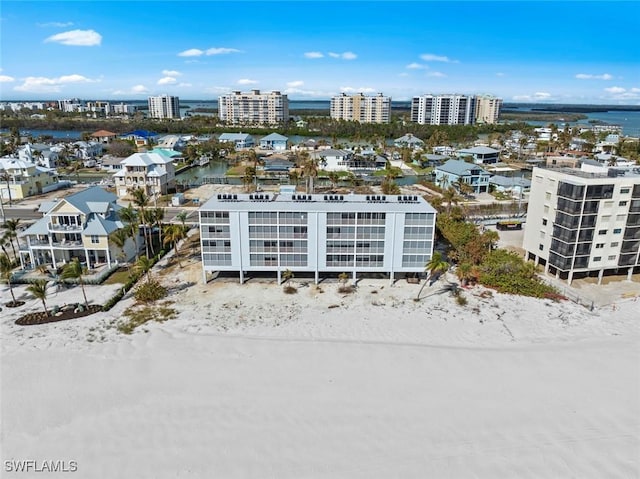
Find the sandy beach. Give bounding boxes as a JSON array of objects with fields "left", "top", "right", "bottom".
[{"left": 1, "top": 252, "right": 639, "bottom": 478}]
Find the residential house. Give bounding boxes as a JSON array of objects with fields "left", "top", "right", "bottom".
[
  {"left": 100, "top": 156, "right": 124, "bottom": 172},
  {"left": 457, "top": 146, "right": 500, "bottom": 165},
  {"left": 394, "top": 133, "right": 425, "bottom": 150},
  {"left": 0, "top": 157, "right": 66, "bottom": 200},
  {"left": 489, "top": 175, "right": 531, "bottom": 196},
  {"left": 73, "top": 141, "right": 104, "bottom": 160},
  {"left": 435, "top": 159, "right": 491, "bottom": 193},
  {"left": 113, "top": 152, "right": 176, "bottom": 197},
  {"left": 218, "top": 133, "right": 255, "bottom": 150},
  {"left": 259, "top": 133, "right": 289, "bottom": 151},
  {"left": 291, "top": 139, "right": 330, "bottom": 152},
  {"left": 91, "top": 130, "right": 118, "bottom": 144},
  {"left": 18, "top": 186, "right": 138, "bottom": 270},
  {"left": 309, "top": 149, "right": 353, "bottom": 171},
  {"left": 414, "top": 153, "right": 449, "bottom": 168},
  {"left": 156, "top": 134, "right": 186, "bottom": 151},
  {"left": 119, "top": 130, "right": 159, "bottom": 147}
]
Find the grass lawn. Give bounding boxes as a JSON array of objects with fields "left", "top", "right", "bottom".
[{"left": 103, "top": 269, "right": 132, "bottom": 285}]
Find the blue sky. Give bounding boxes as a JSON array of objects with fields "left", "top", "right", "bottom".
[{"left": 1, "top": 1, "right": 638, "bottom": 104}]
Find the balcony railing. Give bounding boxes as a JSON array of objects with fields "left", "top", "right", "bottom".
[{"left": 51, "top": 240, "right": 83, "bottom": 248}]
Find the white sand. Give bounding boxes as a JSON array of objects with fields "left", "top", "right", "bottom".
[{"left": 1, "top": 257, "right": 639, "bottom": 478}]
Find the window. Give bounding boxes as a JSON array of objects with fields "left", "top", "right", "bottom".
[
  {"left": 608, "top": 255, "right": 616, "bottom": 261},
  {"left": 539, "top": 244, "right": 544, "bottom": 251},
  {"left": 601, "top": 215, "right": 611, "bottom": 222},
  {"left": 613, "top": 228, "right": 622, "bottom": 234},
  {"left": 545, "top": 192, "right": 551, "bottom": 201},
  {"left": 544, "top": 205, "right": 550, "bottom": 214},
  {"left": 620, "top": 188, "right": 630, "bottom": 194},
  {"left": 593, "top": 257, "right": 601, "bottom": 262},
  {"left": 595, "top": 243, "right": 604, "bottom": 249},
  {"left": 542, "top": 218, "right": 548, "bottom": 226},
  {"left": 91, "top": 235, "right": 99, "bottom": 244},
  {"left": 620, "top": 201, "right": 628, "bottom": 206},
  {"left": 598, "top": 229, "right": 607, "bottom": 235},
  {"left": 611, "top": 242, "right": 619, "bottom": 247}
]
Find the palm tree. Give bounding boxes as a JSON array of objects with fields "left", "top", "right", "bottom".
[
  {"left": 163, "top": 224, "right": 185, "bottom": 267},
  {"left": 282, "top": 268, "right": 294, "bottom": 286},
  {"left": 0, "top": 252, "right": 17, "bottom": 304},
  {"left": 118, "top": 205, "right": 140, "bottom": 260},
  {"left": 61, "top": 258, "right": 89, "bottom": 308},
  {"left": 0, "top": 172, "right": 13, "bottom": 206},
  {"left": 327, "top": 171, "right": 340, "bottom": 190},
  {"left": 442, "top": 187, "right": 460, "bottom": 213},
  {"left": 289, "top": 170, "right": 300, "bottom": 188},
  {"left": 130, "top": 187, "right": 153, "bottom": 257},
  {"left": 27, "top": 279, "right": 49, "bottom": 316},
  {"left": 2, "top": 218, "right": 20, "bottom": 258},
  {"left": 302, "top": 157, "right": 318, "bottom": 194},
  {"left": 153, "top": 207, "right": 165, "bottom": 248},
  {"left": 176, "top": 211, "right": 188, "bottom": 231},
  {"left": 109, "top": 228, "right": 129, "bottom": 263},
  {"left": 134, "top": 255, "right": 153, "bottom": 283},
  {"left": 242, "top": 166, "right": 256, "bottom": 192},
  {"left": 415, "top": 251, "right": 449, "bottom": 301}
]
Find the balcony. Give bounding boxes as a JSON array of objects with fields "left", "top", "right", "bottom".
[
  {"left": 49, "top": 223, "right": 83, "bottom": 232},
  {"left": 51, "top": 239, "right": 83, "bottom": 249}
]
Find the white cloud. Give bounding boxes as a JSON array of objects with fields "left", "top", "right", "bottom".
[
  {"left": 283, "top": 88, "right": 332, "bottom": 98},
  {"left": 44, "top": 29, "right": 102, "bottom": 46},
  {"left": 0, "top": 75, "right": 15, "bottom": 82},
  {"left": 14, "top": 74, "right": 95, "bottom": 92},
  {"left": 512, "top": 91, "right": 554, "bottom": 102},
  {"left": 406, "top": 62, "right": 427, "bottom": 70},
  {"left": 603, "top": 86, "right": 640, "bottom": 100},
  {"left": 204, "top": 86, "right": 232, "bottom": 94},
  {"left": 237, "top": 78, "right": 258, "bottom": 85},
  {"left": 37, "top": 21, "right": 74, "bottom": 28},
  {"left": 205, "top": 47, "right": 241, "bottom": 55},
  {"left": 131, "top": 85, "right": 148, "bottom": 94},
  {"left": 286, "top": 80, "right": 304, "bottom": 88},
  {"left": 427, "top": 71, "right": 446, "bottom": 78},
  {"left": 340, "top": 86, "right": 376, "bottom": 94},
  {"left": 157, "top": 77, "right": 177, "bottom": 85},
  {"left": 575, "top": 73, "right": 613, "bottom": 80},
  {"left": 178, "top": 48, "right": 204, "bottom": 57},
  {"left": 420, "top": 53, "right": 457, "bottom": 63},
  {"left": 111, "top": 85, "right": 148, "bottom": 95},
  {"left": 162, "top": 69, "right": 182, "bottom": 77},
  {"left": 304, "top": 52, "right": 324, "bottom": 59},
  {"left": 328, "top": 51, "right": 357, "bottom": 60},
  {"left": 605, "top": 86, "right": 626, "bottom": 94}
]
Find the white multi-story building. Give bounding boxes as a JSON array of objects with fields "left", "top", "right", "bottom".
[
  {"left": 218, "top": 90, "right": 289, "bottom": 125},
  {"left": 411, "top": 94, "right": 476, "bottom": 125},
  {"left": 523, "top": 166, "right": 640, "bottom": 285},
  {"left": 112, "top": 152, "right": 176, "bottom": 197},
  {"left": 199, "top": 193, "right": 436, "bottom": 283},
  {"left": 148, "top": 94, "right": 180, "bottom": 119},
  {"left": 330, "top": 93, "right": 391, "bottom": 123},
  {"left": 475, "top": 95, "right": 503, "bottom": 124}
]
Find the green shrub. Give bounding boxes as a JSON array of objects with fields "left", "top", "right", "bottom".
[
  {"left": 134, "top": 279, "right": 167, "bottom": 303},
  {"left": 283, "top": 285, "right": 297, "bottom": 294},
  {"left": 479, "top": 249, "right": 558, "bottom": 298},
  {"left": 117, "top": 304, "right": 177, "bottom": 334}
]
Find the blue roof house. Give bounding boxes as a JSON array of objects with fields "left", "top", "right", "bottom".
[
  {"left": 218, "top": 133, "right": 255, "bottom": 150},
  {"left": 259, "top": 133, "right": 289, "bottom": 151},
  {"left": 435, "top": 159, "right": 491, "bottom": 193}
]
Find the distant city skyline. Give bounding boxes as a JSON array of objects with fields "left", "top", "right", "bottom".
[{"left": 1, "top": 1, "right": 638, "bottom": 104}]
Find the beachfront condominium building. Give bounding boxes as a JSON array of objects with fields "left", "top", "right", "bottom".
[
  {"left": 218, "top": 90, "right": 289, "bottom": 125},
  {"left": 475, "top": 95, "right": 503, "bottom": 124},
  {"left": 523, "top": 166, "right": 640, "bottom": 285},
  {"left": 199, "top": 193, "right": 436, "bottom": 283},
  {"left": 411, "top": 94, "right": 477, "bottom": 125},
  {"left": 148, "top": 94, "right": 180, "bottom": 119},
  {"left": 330, "top": 93, "right": 391, "bottom": 124}
]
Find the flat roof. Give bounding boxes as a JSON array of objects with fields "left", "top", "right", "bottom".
[{"left": 200, "top": 193, "right": 437, "bottom": 214}]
